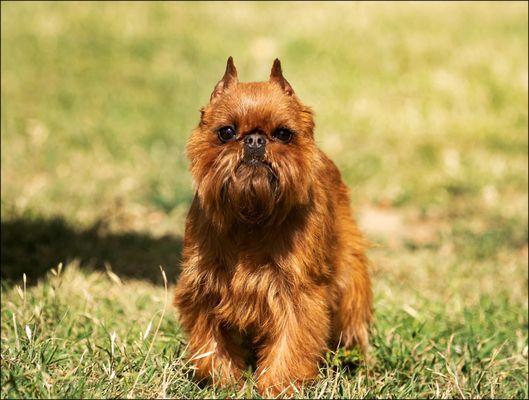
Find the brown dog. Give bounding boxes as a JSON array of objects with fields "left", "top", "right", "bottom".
[{"left": 174, "top": 57, "right": 372, "bottom": 395}]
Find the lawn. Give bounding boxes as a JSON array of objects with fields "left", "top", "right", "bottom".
[{"left": 1, "top": 2, "right": 528, "bottom": 398}]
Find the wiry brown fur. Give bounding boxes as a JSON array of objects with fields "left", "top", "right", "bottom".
[{"left": 174, "top": 57, "right": 372, "bottom": 396}]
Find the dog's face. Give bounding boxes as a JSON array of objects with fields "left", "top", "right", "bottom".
[{"left": 188, "top": 58, "right": 316, "bottom": 228}]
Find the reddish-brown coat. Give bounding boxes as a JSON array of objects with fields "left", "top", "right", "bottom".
[{"left": 174, "top": 58, "right": 372, "bottom": 396}]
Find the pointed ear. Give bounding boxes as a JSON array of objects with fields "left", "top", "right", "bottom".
[
  {"left": 269, "top": 58, "right": 294, "bottom": 95},
  {"left": 210, "top": 56, "right": 238, "bottom": 101}
]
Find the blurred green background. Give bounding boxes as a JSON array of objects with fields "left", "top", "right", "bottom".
[
  {"left": 2, "top": 2, "right": 527, "bottom": 279},
  {"left": 3, "top": 1, "right": 527, "bottom": 224},
  {"left": 1, "top": 2, "right": 527, "bottom": 398}
]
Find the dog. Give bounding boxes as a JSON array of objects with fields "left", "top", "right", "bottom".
[{"left": 174, "top": 57, "right": 372, "bottom": 395}]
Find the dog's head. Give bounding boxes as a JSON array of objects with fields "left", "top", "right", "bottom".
[{"left": 187, "top": 57, "right": 316, "bottom": 229}]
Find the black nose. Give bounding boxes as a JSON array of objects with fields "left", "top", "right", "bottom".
[
  {"left": 244, "top": 133, "right": 266, "bottom": 149},
  {"left": 243, "top": 133, "right": 266, "bottom": 161}
]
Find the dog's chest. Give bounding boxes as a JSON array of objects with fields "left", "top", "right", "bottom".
[{"left": 214, "top": 262, "right": 283, "bottom": 329}]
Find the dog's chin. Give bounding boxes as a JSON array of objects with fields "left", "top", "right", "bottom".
[{"left": 222, "top": 160, "right": 280, "bottom": 225}]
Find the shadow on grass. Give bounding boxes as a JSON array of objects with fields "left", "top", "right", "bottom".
[{"left": 1, "top": 216, "right": 183, "bottom": 286}]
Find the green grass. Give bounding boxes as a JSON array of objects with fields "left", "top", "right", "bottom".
[{"left": 1, "top": 1, "right": 528, "bottom": 398}]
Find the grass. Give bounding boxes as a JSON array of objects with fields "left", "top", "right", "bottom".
[{"left": 1, "top": 1, "right": 528, "bottom": 398}]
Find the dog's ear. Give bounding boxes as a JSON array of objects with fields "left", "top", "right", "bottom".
[
  {"left": 210, "top": 56, "right": 238, "bottom": 101},
  {"left": 269, "top": 58, "right": 294, "bottom": 95}
]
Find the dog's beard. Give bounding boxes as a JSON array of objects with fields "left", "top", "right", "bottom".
[
  {"left": 196, "top": 148, "right": 312, "bottom": 230},
  {"left": 223, "top": 161, "right": 279, "bottom": 224}
]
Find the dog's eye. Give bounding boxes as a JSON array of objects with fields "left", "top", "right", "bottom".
[
  {"left": 218, "top": 126, "right": 236, "bottom": 142},
  {"left": 273, "top": 128, "right": 293, "bottom": 143}
]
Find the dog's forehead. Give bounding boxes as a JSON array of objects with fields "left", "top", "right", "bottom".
[
  {"left": 228, "top": 82, "right": 294, "bottom": 127},
  {"left": 234, "top": 82, "right": 283, "bottom": 103}
]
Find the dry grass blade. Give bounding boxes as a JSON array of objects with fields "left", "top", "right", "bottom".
[{"left": 128, "top": 266, "right": 169, "bottom": 398}]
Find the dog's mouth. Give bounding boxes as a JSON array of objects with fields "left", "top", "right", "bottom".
[
  {"left": 219, "top": 160, "right": 280, "bottom": 224},
  {"left": 238, "top": 159, "right": 279, "bottom": 192},
  {"left": 245, "top": 158, "right": 267, "bottom": 167}
]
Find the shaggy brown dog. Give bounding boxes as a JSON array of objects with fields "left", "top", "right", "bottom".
[{"left": 174, "top": 57, "right": 372, "bottom": 395}]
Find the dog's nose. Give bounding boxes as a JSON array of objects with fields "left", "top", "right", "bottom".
[
  {"left": 244, "top": 133, "right": 266, "bottom": 161},
  {"left": 244, "top": 133, "right": 266, "bottom": 150}
]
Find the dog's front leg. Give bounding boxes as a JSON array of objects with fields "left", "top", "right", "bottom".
[
  {"left": 184, "top": 312, "right": 246, "bottom": 386},
  {"left": 255, "top": 289, "right": 330, "bottom": 396},
  {"left": 175, "top": 272, "right": 245, "bottom": 386}
]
